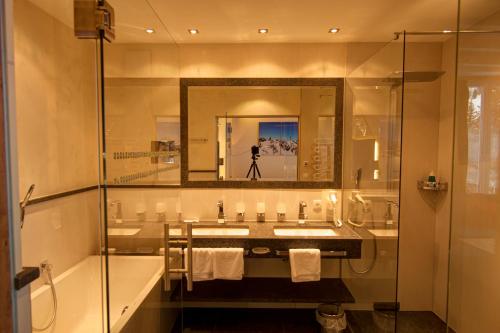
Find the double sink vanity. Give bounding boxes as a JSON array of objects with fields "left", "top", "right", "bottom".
[{"left": 107, "top": 220, "right": 362, "bottom": 259}]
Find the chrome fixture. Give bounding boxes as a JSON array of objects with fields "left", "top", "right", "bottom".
[
  {"left": 164, "top": 224, "right": 193, "bottom": 292},
  {"left": 236, "top": 212, "right": 245, "bottom": 222},
  {"left": 74, "top": 0, "right": 115, "bottom": 41},
  {"left": 217, "top": 200, "right": 225, "bottom": 223},
  {"left": 384, "top": 200, "right": 399, "bottom": 228},
  {"left": 20, "top": 184, "right": 35, "bottom": 228},
  {"left": 298, "top": 201, "right": 308, "bottom": 220},
  {"left": 355, "top": 168, "right": 362, "bottom": 189},
  {"left": 110, "top": 200, "right": 122, "bottom": 222},
  {"left": 256, "top": 212, "right": 265, "bottom": 223},
  {"left": 346, "top": 192, "right": 370, "bottom": 228}
]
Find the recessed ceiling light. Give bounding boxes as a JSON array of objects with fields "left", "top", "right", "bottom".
[
  {"left": 258, "top": 28, "right": 269, "bottom": 34},
  {"left": 328, "top": 28, "right": 340, "bottom": 34},
  {"left": 145, "top": 28, "right": 155, "bottom": 34},
  {"left": 188, "top": 28, "right": 199, "bottom": 35}
]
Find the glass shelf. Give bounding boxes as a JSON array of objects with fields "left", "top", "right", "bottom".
[{"left": 417, "top": 180, "right": 448, "bottom": 191}]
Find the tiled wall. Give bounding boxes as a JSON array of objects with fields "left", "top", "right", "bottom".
[{"left": 107, "top": 188, "right": 339, "bottom": 222}]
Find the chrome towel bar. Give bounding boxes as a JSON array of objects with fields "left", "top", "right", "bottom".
[
  {"left": 163, "top": 224, "right": 193, "bottom": 292},
  {"left": 275, "top": 250, "right": 347, "bottom": 258}
]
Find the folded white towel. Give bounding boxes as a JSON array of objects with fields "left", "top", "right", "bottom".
[
  {"left": 213, "top": 248, "right": 244, "bottom": 280},
  {"left": 289, "top": 249, "right": 321, "bottom": 282},
  {"left": 184, "top": 248, "right": 214, "bottom": 281}
]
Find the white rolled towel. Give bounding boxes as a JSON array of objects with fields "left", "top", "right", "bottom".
[{"left": 289, "top": 249, "right": 321, "bottom": 282}]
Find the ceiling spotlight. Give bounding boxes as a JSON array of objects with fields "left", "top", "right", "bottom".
[
  {"left": 329, "top": 28, "right": 340, "bottom": 34},
  {"left": 145, "top": 28, "right": 155, "bottom": 34},
  {"left": 188, "top": 28, "right": 199, "bottom": 35},
  {"left": 258, "top": 28, "right": 269, "bottom": 34}
]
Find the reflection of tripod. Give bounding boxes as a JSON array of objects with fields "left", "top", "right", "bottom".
[{"left": 246, "top": 155, "right": 261, "bottom": 181}]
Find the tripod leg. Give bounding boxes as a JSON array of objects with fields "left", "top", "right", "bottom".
[
  {"left": 255, "top": 163, "right": 261, "bottom": 178},
  {"left": 246, "top": 164, "right": 253, "bottom": 178}
]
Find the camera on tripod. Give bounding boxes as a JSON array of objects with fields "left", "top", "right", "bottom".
[
  {"left": 247, "top": 145, "right": 261, "bottom": 180},
  {"left": 251, "top": 145, "right": 260, "bottom": 160}
]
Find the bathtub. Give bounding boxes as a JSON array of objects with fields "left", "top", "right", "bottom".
[{"left": 31, "top": 255, "right": 164, "bottom": 333}]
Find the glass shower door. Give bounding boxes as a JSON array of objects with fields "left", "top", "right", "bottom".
[
  {"left": 97, "top": 1, "right": 184, "bottom": 332},
  {"left": 447, "top": 4, "right": 500, "bottom": 331},
  {"left": 343, "top": 39, "right": 404, "bottom": 332}
]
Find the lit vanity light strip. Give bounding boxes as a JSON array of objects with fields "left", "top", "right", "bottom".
[
  {"left": 112, "top": 165, "right": 177, "bottom": 184},
  {"left": 112, "top": 151, "right": 179, "bottom": 160}
]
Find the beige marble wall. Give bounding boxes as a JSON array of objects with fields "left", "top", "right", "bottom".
[
  {"left": 14, "top": 0, "right": 98, "bottom": 196},
  {"left": 179, "top": 44, "right": 347, "bottom": 78},
  {"left": 14, "top": 0, "right": 100, "bottom": 284}
]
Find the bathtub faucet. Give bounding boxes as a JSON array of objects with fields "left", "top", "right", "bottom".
[
  {"left": 110, "top": 200, "right": 123, "bottom": 223},
  {"left": 217, "top": 200, "right": 225, "bottom": 224}
]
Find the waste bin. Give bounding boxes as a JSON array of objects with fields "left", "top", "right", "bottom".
[{"left": 316, "top": 303, "right": 347, "bottom": 333}]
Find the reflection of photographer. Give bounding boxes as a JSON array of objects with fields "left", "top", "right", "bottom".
[{"left": 246, "top": 145, "right": 261, "bottom": 180}]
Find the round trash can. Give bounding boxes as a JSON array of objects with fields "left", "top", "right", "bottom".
[{"left": 316, "top": 303, "right": 347, "bottom": 333}]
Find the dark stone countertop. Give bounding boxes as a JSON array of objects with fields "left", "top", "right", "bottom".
[{"left": 108, "top": 220, "right": 363, "bottom": 258}]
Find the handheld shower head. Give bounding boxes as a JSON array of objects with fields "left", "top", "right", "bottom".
[{"left": 20, "top": 184, "right": 35, "bottom": 228}]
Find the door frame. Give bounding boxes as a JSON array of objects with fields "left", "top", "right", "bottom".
[{"left": 1, "top": 0, "right": 33, "bottom": 331}]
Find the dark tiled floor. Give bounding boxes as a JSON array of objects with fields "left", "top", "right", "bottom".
[
  {"left": 347, "top": 311, "right": 450, "bottom": 333},
  {"left": 173, "top": 308, "right": 449, "bottom": 333}
]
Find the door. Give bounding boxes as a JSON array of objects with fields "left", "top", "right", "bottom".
[{"left": 96, "top": 1, "right": 185, "bottom": 332}]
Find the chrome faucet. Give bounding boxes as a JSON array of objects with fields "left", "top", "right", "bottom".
[
  {"left": 217, "top": 200, "right": 225, "bottom": 223},
  {"left": 385, "top": 200, "right": 399, "bottom": 228},
  {"left": 110, "top": 200, "right": 123, "bottom": 222},
  {"left": 298, "top": 201, "right": 308, "bottom": 221}
]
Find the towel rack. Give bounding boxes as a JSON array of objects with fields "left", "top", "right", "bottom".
[
  {"left": 164, "top": 224, "right": 193, "bottom": 292},
  {"left": 275, "top": 250, "right": 347, "bottom": 258}
]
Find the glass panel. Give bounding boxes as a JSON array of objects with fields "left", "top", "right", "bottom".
[
  {"left": 447, "top": 4, "right": 500, "bottom": 332},
  {"left": 14, "top": 0, "right": 103, "bottom": 332},
  {"left": 100, "top": 1, "right": 182, "bottom": 332},
  {"left": 342, "top": 39, "right": 404, "bottom": 331},
  {"left": 187, "top": 85, "right": 339, "bottom": 183}
]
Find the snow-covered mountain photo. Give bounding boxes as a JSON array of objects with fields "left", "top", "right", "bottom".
[{"left": 258, "top": 122, "right": 298, "bottom": 156}]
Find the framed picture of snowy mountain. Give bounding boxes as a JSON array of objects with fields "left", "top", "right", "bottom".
[{"left": 258, "top": 121, "right": 298, "bottom": 156}]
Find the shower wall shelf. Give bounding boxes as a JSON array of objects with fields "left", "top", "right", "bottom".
[{"left": 417, "top": 180, "right": 448, "bottom": 191}]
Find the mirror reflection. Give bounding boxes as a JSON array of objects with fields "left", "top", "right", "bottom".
[{"left": 185, "top": 81, "right": 343, "bottom": 185}]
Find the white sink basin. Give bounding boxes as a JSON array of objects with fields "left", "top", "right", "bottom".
[
  {"left": 169, "top": 228, "right": 182, "bottom": 236},
  {"left": 192, "top": 227, "right": 249, "bottom": 236},
  {"left": 274, "top": 228, "right": 337, "bottom": 237},
  {"left": 368, "top": 229, "right": 398, "bottom": 238},
  {"left": 107, "top": 228, "right": 141, "bottom": 236}
]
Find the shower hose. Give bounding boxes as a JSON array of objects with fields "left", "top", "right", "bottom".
[
  {"left": 346, "top": 209, "right": 378, "bottom": 274},
  {"left": 32, "top": 265, "right": 58, "bottom": 331}
]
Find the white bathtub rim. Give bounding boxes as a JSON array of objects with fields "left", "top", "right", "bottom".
[
  {"left": 31, "top": 255, "right": 102, "bottom": 300},
  {"left": 30, "top": 255, "right": 165, "bottom": 333},
  {"left": 108, "top": 256, "right": 164, "bottom": 333}
]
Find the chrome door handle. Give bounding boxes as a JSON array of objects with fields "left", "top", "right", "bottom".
[
  {"left": 163, "top": 223, "right": 193, "bottom": 292},
  {"left": 186, "top": 224, "right": 193, "bottom": 292},
  {"left": 163, "top": 223, "right": 170, "bottom": 291}
]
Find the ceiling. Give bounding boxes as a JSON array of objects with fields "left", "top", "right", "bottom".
[{"left": 30, "top": 0, "right": 500, "bottom": 44}]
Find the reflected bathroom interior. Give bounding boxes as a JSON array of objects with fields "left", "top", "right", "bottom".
[{"left": 3, "top": 0, "right": 500, "bottom": 333}]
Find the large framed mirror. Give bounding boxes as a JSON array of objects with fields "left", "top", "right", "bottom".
[{"left": 180, "top": 78, "right": 344, "bottom": 188}]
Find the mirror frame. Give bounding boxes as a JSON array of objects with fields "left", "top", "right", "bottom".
[{"left": 180, "top": 78, "right": 344, "bottom": 188}]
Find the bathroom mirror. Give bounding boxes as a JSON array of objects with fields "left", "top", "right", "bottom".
[{"left": 181, "top": 78, "right": 344, "bottom": 188}]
